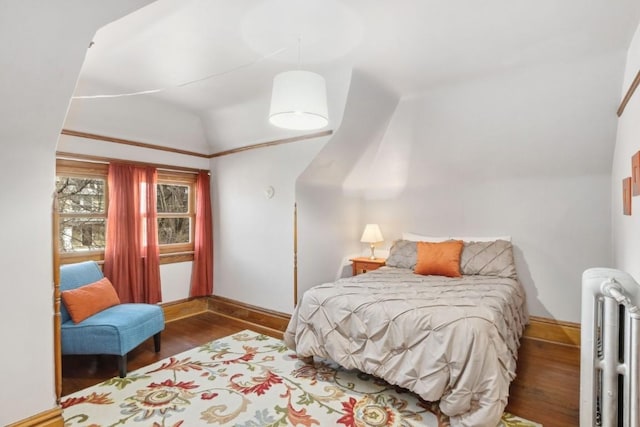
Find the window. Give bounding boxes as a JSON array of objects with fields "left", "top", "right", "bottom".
[
  {"left": 56, "top": 159, "right": 197, "bottom": 264},
  {"left": 157, "top": 184, "right": 190, "bottom": 244},
  {"left": 157, "top": 171, "right": 196, "bottom": 255},
  {"left": 56, "top": 160, "right": 108, "bottom": 263}
]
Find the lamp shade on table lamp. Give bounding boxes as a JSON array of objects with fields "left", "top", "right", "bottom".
[{"left": 360, "top": 224, "right": 384, "bottom": 259}]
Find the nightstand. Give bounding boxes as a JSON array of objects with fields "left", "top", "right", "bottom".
[{"left": 350, "top": 257, "right": 386, "bottom": 276}]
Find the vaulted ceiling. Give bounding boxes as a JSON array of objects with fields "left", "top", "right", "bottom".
[{"left": 65, "top": 0, "right": 640, "bottom": 154}]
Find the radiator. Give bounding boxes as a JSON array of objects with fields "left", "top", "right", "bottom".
[{"left": 581, "top": 268, "right": 640, "bottom": 427}]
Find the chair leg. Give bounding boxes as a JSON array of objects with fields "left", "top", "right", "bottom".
[
  {"left": 118, "top": 354, "right": 127, "bottom": 378},
  {"left": 153, "top": 332, "right": 161, "bottom": 352}
]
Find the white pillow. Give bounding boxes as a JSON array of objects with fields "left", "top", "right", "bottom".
[
  {"left": 401, "top": 232, "right": 450, "bottom": 242},
  {"left": 451, "top": 236, "right": 512, "bottom": 242}
]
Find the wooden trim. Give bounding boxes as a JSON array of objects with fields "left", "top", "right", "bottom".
[
  {"left": 56, "top": 158, "right": 109, "bottom": 176},
  {"left": 207, "top": 295, "right": 291, "bottom": 333},
  {"left": 56, "top": 151, "right": 203, "bottom": 174},
  {"left": 60, "top": 129, "right": 334, "bottom": 161},
  {"left": 52, "top": 194, "right": 62, "bottom": 404},
  {"left": 617, "top": 70, "right": 640, "bottom": 117},
  {"left": 202, "top": 297, "right": 579, "bottom": 348},
  {"left": 157, "top": 170, "right": 198, "bottom": 183},
  {"left": 61, "top": 129, "right": 210, "bottom": 158},
  {"left": 523, "top": 315, "right": 580, "bottom": 347},
  {"left": 59, "top": 252, "right": 104, "bottom": 265},
  {"left": 59, "top": 251, "right": 193, "bottom": 266},
  {"left": 208, "top": 130, "right": 333, "bottom": 158},
  {"left": 202, "top": 298, "right": 580, "bottom": 348},
  {"left": 6, "top": 407, "right": 63, "bottom": 427},
  {"left": 206, "top": 311, "right": 286, "bottom": 339},
  {"left": 160, "top": 296, "right": 290, "bottom": 336},
  {"left": 160, "top": 252, "right": 194, "bottom": 264},
  {"left": 157, "top": 173, "right": 196, "bottom": 254},
  {"left": 161, "top": 298, "right": 209, "bottom": 323}
]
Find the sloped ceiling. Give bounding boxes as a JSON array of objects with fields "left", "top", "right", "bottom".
[{"left": 64, "top": 0, "right": 640, "bottom": 154}]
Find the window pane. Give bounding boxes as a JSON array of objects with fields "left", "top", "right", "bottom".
[
  {"left": 158, "top": 217, "right": 190, "bottom": 244},
  {"left": 157, "top": 184, "right": 188, "bottom": 213},
  {"left": 56, "top": 177, "right": 105, "bottom": 214},
  {"left": 59, "top": 218, "right": 106, "bottom": 252}
]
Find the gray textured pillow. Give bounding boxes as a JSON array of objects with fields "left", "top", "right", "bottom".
[
  {"left": 460, "top": 240, "right": 517, "bottom": 279},
  {"left": 385, "top": 240, "right": 417, "bottom": 269}
]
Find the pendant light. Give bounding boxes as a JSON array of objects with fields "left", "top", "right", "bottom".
[{"left": 269, "top": 38, "right": 329, "bottom": 130}]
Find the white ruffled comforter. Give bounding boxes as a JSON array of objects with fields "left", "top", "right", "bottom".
[{"left": 284, "top": 267, "right": 528, "bottom": 427}]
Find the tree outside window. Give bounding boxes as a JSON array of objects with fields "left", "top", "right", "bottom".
[
  {"left": 56, "top": 176, "right": 106, "bottom": 253},
  {"left": 157, "top": 183, "right": 191, "bottom": 245}
]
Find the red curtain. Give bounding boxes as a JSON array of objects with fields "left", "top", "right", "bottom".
[
  {"left": 190, "top": 171, "right": 213, "bottom": 297},
  {"left": 104, "top": 163, "right": 162, "bottom": 303}
]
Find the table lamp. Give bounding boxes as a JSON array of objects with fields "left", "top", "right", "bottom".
[{"left": 360, "top": 224, "right": 384, "bottom": 259}]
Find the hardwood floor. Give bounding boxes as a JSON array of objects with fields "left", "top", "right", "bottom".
[
  {"left": 61, "top": 312, "right": 256, "bottom": 396},
  {"left": 506, "top": 338, "right": 580, "bottom": 426},
  {"left": 62, "top": 312, "right": 580, "bottom": 427}
]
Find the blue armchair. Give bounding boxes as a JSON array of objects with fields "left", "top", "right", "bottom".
[{"left": 59, "top": 261, "right": 165, "bottom": 377}]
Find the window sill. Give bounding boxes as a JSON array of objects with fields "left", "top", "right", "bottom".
[
  {"left": 160, "top": 252, "right": 194, "bottom": 264},
  {"left": 59, "top": 251, "right": 194, "bottom": 266}
]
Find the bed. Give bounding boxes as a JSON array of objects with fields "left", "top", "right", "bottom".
[{"left": 284, "top": 238, "right": 528, "bottom": 427}]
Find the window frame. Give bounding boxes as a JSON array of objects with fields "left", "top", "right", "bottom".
[
  {"left": 56, "top": 159, "right": 109, "bottom": 265},
  {"left": 56, "top": 159, "right": 197, "bottom": 265},
  {"left": 156, "top": 170, "right": 196, "bottom": 257}
]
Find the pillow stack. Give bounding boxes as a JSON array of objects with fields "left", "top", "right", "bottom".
[{"left": 386, "top": 235, "right": 517, "bottom": 279}]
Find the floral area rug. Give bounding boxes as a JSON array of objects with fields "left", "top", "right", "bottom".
[{"left": 62, "top": 330, "right": 541, "bottom": 427}]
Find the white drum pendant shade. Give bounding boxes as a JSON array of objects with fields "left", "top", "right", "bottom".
[{"left": 269, "top": 70, "right": 329, "bottom": 130}]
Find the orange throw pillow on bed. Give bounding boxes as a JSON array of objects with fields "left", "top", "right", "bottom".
[
  {"left": 61, "top": 277, "right": 121, "bottom": 323},
  {"left": 414, "top": 240, "right": 464, "bottom": 277}
]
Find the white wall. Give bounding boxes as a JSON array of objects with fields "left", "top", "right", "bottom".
[
  {"left": 352, "top": 54, "right": 620, "bottom": 323},
  {"left": 212, "top": 139, "right": 327, "bottom": 313},
  {"left": 0, "top": 1, "right": 154, "bottom": 424},
  {"left": 160, "top": 262, "right": 195, "bottom": 302},
  {"left": 65, "top": 81, "right": 210, "bottom": 154},
  {"left": 57, "top": 134, "right": 210, "bottom": 302},
  {"left": 297, "top": 53, "right": 622, "bottom": 323},
  {"left": 210, "top": 68, "right": 353, "bottom": 315},
  {"left": 363, "top": 175, "right": 610, "bottom": 322},
  {"left": 296, "top": 71, "right": 399, "bottom": 296},
  {"left": 57, "top": 134, "right": 209, "bottom": 170},
  {"left": 612, "top": 21, "right": 640, "bottom": 278}
]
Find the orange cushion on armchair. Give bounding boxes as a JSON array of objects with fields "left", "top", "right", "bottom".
[{"left": 61, "top": 277, "right": 121, "bottom": 323}]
